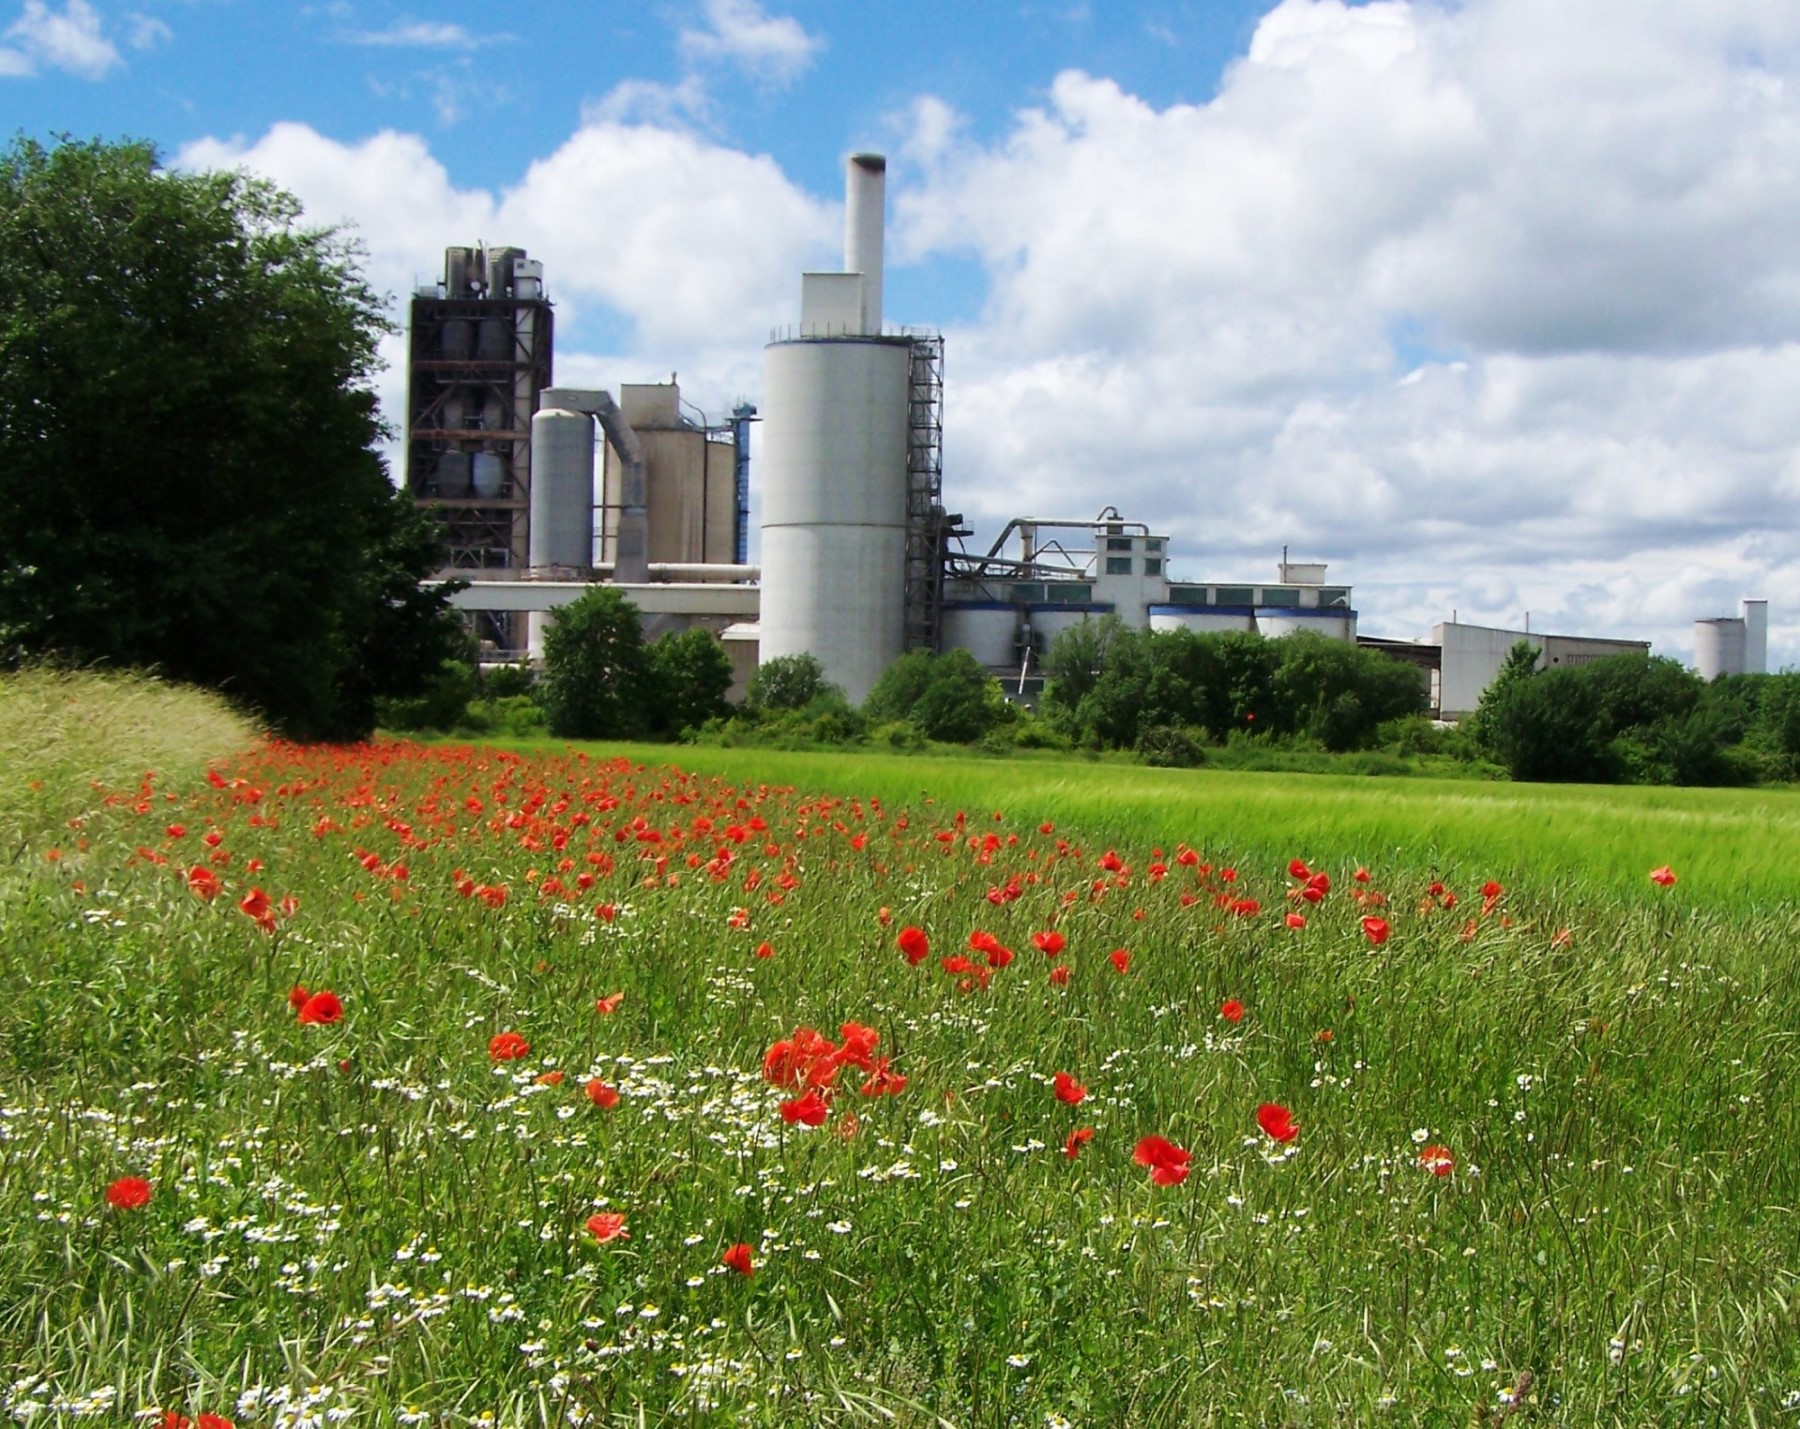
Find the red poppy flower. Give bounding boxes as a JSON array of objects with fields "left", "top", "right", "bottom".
[
  {"left": 296, "top": 990, "right": 343, "bottom": 1026},
  {"left": 1052, "top": 1071, "right": 1087, "bottom": 1106},
  {"left": 1038, "top": 821, "right": 1055, "bottom": 835},
  {"left": 897, "top": 925, "right": 930, "bottom": 965},
  {"left": 1032, "top": 930, "right": 1066, "bottom": 956},
  {"left": 1256, "top": 1103, "right": 1299, "bottom": 1143},
  {"left": 1133, "top": 1135, "right": 1191, "bottom": 1186},
  {"left": 535, "top": 1070, "right": 565, "bottom": 1087},
  {"left": 780, "top": 1089, "right": 829, "bottom": 1127},
  {"left": 595, "top": 992, "right": 624, "bottom": 1015},
  {"left": 754, "top": 940, "right": 775, "bottom": 960},
  {"left": 1419, "top": 1144, "right": 1454, "bottom": 1177},
  {"left": 860, "top": 1060, "right": 907, "bottom": 1097},
  {"left": 1048, "top": 965, "right": 1070, "bottom": 987},
  {"left": 586, "top": 1212, "right": 629, "bottom": 1243},
  {"left": 106, "top": 1175, "right": 152, "bottom": 1210},
  {"left": 1649, "top": 865, "right": 1677, "bottom": 887},
  {"left": 1219, "top": 999, "right": 1244, "bottom": 1024},
  {"left": 186, "top": 865, "right": 222, "bottom": 901},
  {"left": 1480, "top": 880, "right": 1503, "bottom": 899},
  {"left": 287, "top": 984, "right": 310, "bottom": 1011},
  {"left": 1353, "top": 866, "right": 1371, "bottom": 884},
  {"left": 1109, "top": 949, "right": 1131, "bottom": 974},
  {"left": 161, "top": 1416, "right": 234, "bottom": 1429},
  {"left": 722, "top": 1242, "right": 754, "bottom": 1276},
  {"left": 1287, "top": 858, "right": 1310, "bottom": 878},
  {"left": 1285, "top": 912, "right": 1306, "bottom": 929},
  {"left": 1361, "top": 916, "right": 1390, "bottom": 946},
  {"left": 488, "top": 1031, "right": 531, "bottom": 1061},
  {"left": 585, "top": 1078, "right": 620, "bottom": 1109},
  {"left": 1063, "top": 1126, "right": 1094, "bottom": 1159}
]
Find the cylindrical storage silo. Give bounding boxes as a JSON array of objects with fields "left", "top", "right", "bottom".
[
  {"left": 941, "top": 604, "right": 1020, "bottom": 670},
  {"left": 1149, "top": 607, "right": 1256, "bottom": 635},
  {"left": 435, "top": 449, "right": 472, "bottom": 497},
  {"left": 1694, "top": 618, "right": 1746, "bottom": 680},
  {"left": 477, "top": 316, "right": 511, "bottom": 360},
  {"left": 1256, "top": 608, "right": 1357, "bottom": 642},
  {"left": 440, "top": 318, "right": 472, "bottom": 358},
  {"left": 471, "top": 449, "right": 506, "bottom": 500},
  {"left": 529, "top": 408, "right": 596, "bottom": 571},
  {"left": 759, "top": 336, "right": 913, "bottom": 705},
  {"left": 1027, "top": 608, "right": 1113, "bottom": 652}
]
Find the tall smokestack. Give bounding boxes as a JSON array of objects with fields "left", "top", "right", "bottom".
[{"left": 845, "top": 153, "right": 886, "bottom": 335}]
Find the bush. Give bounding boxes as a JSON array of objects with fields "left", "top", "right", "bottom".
[
  {"left": 377, "top": 658, "right": 474, "bottom": 732},
  {"left": 748, "top": 653, "right": 838, "bottom": 712},
  {"left": 648, "top": 627, "right": 734, "bottom": 737},
  {"left": 1136, "top": 725, "right": 1207, "bottom": 768},
  {"left": 481, "top": 662, "right": 537, "bottom": 700},
  {"left": 540, "top": 587, "right": 654, "bottom": 740}
]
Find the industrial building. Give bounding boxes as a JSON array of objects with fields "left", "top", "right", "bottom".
[
  {"left": 1694, "top": 599, "right": 1769, "bottom": 680},
  {"left": 408, "top": 153, "right": 1704, "bottom": 719}
]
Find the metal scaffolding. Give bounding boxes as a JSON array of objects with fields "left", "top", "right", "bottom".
[{"left": 903, "top": 334, "right": 946, "bottom": 653}]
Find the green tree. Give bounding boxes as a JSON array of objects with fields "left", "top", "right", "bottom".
[
  {"left": 748, "top": 653, "right": 838, "bottom": 712},
  {"left": 647, "top": 627, "right": 733, "bottom": 736},
  {"left": 0, "top": 136, "right": 461, "bottom": 740},
  {"left": 540, "top": 587, "right": 654, "bottom": 739},
  {"left": 1273, "top": 632, "right": 1423, "bottom": 752},
  {"left": 865, "top": 648, "right": 1007, "bottom": 744}
]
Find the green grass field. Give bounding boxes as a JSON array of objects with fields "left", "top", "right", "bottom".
[{"left": 4, "top": 685, "right": 1799, "bottom": 1426}]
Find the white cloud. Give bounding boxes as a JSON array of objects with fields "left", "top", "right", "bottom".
[
  {"left": 175, "top": 117, "right": 834, "bottom": 468},
  {"left": 341, "top": 21, "right": 493, "bottom": 50},
  {"left": 1, "top": 0, "right": 121, "bottom": 79},
  {"left": 678, "top": 0, "right": 820, "bottom": 87},
  {"left": 890, "top": 0, "right": 1800, "bottom": 664},
  {"left": 124, "top": 12, "right": 170, "bottom": 50}
]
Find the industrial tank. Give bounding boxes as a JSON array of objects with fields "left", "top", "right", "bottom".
[
  {"left": 941, "top": 604, "right": 1020, "bottom": 669},
  {"left": 471, "top": 450, "right": 505, "bottom": 500},
  {"left": 529, "top": 407, "right": 596, "bottom": 570},
  {"left": 1149, "top": 607, "right": 1256, "bottom": 635},
  {"left": 1694, "top": 618, "right": 1746, "bottom": 680},
  {"left": 1257, "top": 608, "right": 1357, "bottom": 641},
  {"left": 759, "top": 336, "right": 912, "bottom": 704}
]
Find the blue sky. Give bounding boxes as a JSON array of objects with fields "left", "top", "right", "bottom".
[{"left": 7, "top": 0, "right": 1800, "bottom": 664}]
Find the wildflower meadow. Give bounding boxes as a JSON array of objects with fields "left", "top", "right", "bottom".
[{"left": 4, "top": 674, "right": 1800, "bottom": 1425}]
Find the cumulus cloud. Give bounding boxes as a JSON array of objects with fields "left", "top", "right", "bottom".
[
  {"left": 176, "top": 117, "right": 835, "bottom": 465},
  {"left": 124, "top": 12, "right": 169, "bottom": 50},
  {"left": 678, "top": 0, "right": 820, "bottom": 87},
  {"left": 1, "top": 0, "right": 121, "bottom": 79},
  {"left": 891, "top": 0, "right": 1800, "bottom": 662}
]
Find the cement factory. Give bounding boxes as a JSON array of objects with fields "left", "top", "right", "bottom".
[{"left": 406, "top": 155, "right": 1771, "bottom": 718}]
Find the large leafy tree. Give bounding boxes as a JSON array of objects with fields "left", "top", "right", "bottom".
[{"left": 0, "top": 136, "right": 461, "bottom": 740}]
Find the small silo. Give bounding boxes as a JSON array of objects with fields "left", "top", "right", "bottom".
[
  {"left": 1694, "top": 617, "right": 1746, "bottom": 680},
  {"left": 758, "top": 154, "right": 915, "bottom": 705}
]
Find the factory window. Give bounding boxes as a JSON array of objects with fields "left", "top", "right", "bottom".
[
  {"left": 1319, "top": 588, "right": 1351, "bottom": 608},
  {"left": 1167, "top": 586, "right": 1209, "bottom": 606},
  {"left": 1106, "top": 537, "right": 1134, "bottom": 552},
  {"left": 1045, "top": 583, "right": 1091, "bottom": 603},
  {"left": 1009, "top": 583, "right": 1046, "bottom": 604},
  {"left": 1215, "top": 586, "right": 1254, "bottom": 606},
  {"left": 1260, "top": 587, "right": 1301, "bottom": 607},
  {"left": 1144, "top": 559, "right": 1163, "bottom": 576},
  {"left": 1144, "top": 538, "right": 1164, "bottom": 553},
  {"left": 1105, "top": 556, "right": 1133, "bottom": 576}
]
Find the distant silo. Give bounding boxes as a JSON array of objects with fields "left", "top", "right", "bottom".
[
  {"left": 759, "top": 154, "right": 918, "bottom": 705},
  {"left": 1694, "top": 598, "right": 1769, "bottom": 680}
]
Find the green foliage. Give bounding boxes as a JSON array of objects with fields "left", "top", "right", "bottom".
[
  {"left": 376, "top": 659, "right": 475, "bottom": 732},
  {"left": 1043, "top": 622, "right": 1420, "bottom": 753},
  {"left": 0, "top": 136, "right": 463, "bottom": 740},
  {"left": 647, "top": 627, "right": 733, "bottom": 736},
  {"left": 1135, "top": 725, "right": 1207, "bottom": 768},
  {"left": 747, "top": 653, "right": 839, "bottom": 712},
  {"left": 539, "top": 587, "right": 653, "bottom": 739},
  {"left": 865, "top": 648, "right": 1010, "bottom": 744},
  {"left": 480, "top": 662, "right": 537, "bottom": 700}
]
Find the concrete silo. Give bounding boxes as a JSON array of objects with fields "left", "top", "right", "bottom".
[{"left": 759, "top": 154, "right": 929, "bottom": 706}]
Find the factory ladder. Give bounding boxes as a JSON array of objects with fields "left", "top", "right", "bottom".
[{"left": 904, "top": 334, "right": 946, "bottom": 653}]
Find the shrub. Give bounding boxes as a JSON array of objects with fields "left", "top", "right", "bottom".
[
  {"left": 540, "top": 587, "right": 654, "bottom": 740},
  {"left": 1137, "top": 725, "right": 1207, "bottom": 768},
  {"left": 748, "top": 653, "right": 838, "bottom": 712}
]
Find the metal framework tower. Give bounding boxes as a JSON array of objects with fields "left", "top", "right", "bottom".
[
  {"left": 903, "top": 333, "right": 946, "bottom": 653},
  {"left": 406, "top": 246, "right": 553, "bottom": 576}
]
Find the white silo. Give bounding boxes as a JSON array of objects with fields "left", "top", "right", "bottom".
[
  {"left": 1694, "top": 617, "right": 1746, "bottom": 680},
  {"left": 1744, "top": 598, "right": 1769, "bottom": 674},
  {"left": 759, "top": 153, "right": 914, "bottom": 705},
  {"left": 528, "top": 406, "right": 596, "bottom": 572}
]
